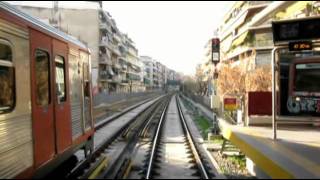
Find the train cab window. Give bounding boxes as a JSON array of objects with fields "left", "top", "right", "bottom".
[
  {"left": 295, "top": 63, "right": 320, "bottom": 92},
  {"left": 55, "top": 56, "right": 66, "bottom": 103},
  {"left": 35, "top": 50, "right": 50, "bottom": 106},
  {"left": 0, "top": 42, "right": 14, "bottom": 114}
]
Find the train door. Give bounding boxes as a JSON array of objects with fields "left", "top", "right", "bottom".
[
  {"left": 30, "top": 29, "right": 55, "bottom": 167},
  {"left": 81, "top": 52, "right": 93, "bottom": 131},
  {"left": 52, "top": 39, "right": 72, "bottom": 153}
]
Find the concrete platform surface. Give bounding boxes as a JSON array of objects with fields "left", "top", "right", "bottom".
[{"left": 219, "top": 118, "right": 320, "bottom": 179}]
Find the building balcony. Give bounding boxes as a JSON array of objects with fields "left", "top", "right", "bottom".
[
  {"left": 119, "top": 45, "right": 128, "bottom": 55},
  {"left": 128, "top": 48, "right": 138, "bottom": 57},
  {"left": 113, "top": 33, "right": 122, "bottom": 42},
  {"left": 127, "top": 72, "right": 141, "bottom": 81},
  {"left": 99, "top": 21, "right": 112, "bottom": 32},
  {"left": 100, "top": 39, "right": 110, "bottom": 47},
  {"left": 118, "top": 58, "right": 128, "bottom": 72},
  {"left": 121, "top": 80, "right": 129, "bottom": 84},
  {"left": 247, "top": 1, "right": 271, "bottom": 6},
  {"left": 127, "top": 69, "right": 141, "bottom": 76},
  {"left": 99, "top": 50, "right": 112, "bottom": 63},
  {"left": 99, "top": 71, "right": 112, "bottom": 81},
  {"left": 99, "top": 57, "right": 112, "bottom": 65},
  {"left": 128, "top": 64, "right": 141, "bottom": 73},
  {"left": 144, "top": 77, "right": 152, "bottom": 85},
  {"left": 220, "top": 1, "right": 270, "bottom": 40},
  {"left": 108, "top": 44, "right": 121, "bottom": 56},
  {"left": 112, "top": 61, "right": 122, "bottom": 70},
  {"left": 111, "top": 75, "right": 121, "bottom": 83},
  {"left": 252, "top": 39, "right": 273, "bottom": 48}
]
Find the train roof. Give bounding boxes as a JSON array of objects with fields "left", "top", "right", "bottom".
[{"left": 0, "top": 2, "right": 89, "bottom": 51}]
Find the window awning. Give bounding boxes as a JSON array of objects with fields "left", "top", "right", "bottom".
[
  {"left": 105, "top": 48, "right": 111, "bottom": 59},
  {"left": 130, "top": 64, "right": 141, "bottom": 71},
  {"left": 116, "top": 64, "right": 122, "bottom": 69},
  {"left": 231, "top": 31, "right": 249, "bottom": 47},
  {"left": 275, "top": 1, "right": 310, "bottom": 19},
  {"left": 221, "top": 10, "right": 248, "bottom": 40},
  {"left": 107, "top": 66, "right": 114, "bottom": 76},
  {"left": 118, "top": 58, "right": 127, "bottom": 66},
  {"left": 127, "top": 73, "right": 141, "bottom": 81}
]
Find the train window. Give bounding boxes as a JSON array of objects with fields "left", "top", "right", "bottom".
[
  {"left": 295, "top": 63, "right": 320, "bottom": 92},
  {"left": 0, "top": 42, "right": 15, "bottom": 114},
  {"left": 83, "top": 63, "right": 90, "bottom": 98},
  {"left": 0, "top": 43, "right": 12, "bottom": 61},
  {"left": 55, "top": 56, "right": 66, "bottom": 103},
  {"left": 35, "top": 49, "right": 50, "bottom": 106},
  {"left": 83, "top": 63, "right": 89, "bottom": 81}
]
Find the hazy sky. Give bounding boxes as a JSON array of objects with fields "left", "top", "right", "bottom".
[
  {"left": 103, "top": 1, "right": 234, "bottom": 75},
  {"left": 7, "top": 1, "right": 234, "bottom": 75}
]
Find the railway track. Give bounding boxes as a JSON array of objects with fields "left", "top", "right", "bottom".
[
  {"left": 65, "top": 94, "right": 171, "bottom": 179},
  {"left": 143, "top": 95, "right": 216, "bottom": 179},
  {"left": 63, "top": 93, "right": 218, "bottom": 179},
  {"left": 97, "top": 95, "right": 172, "bottom": 179}
]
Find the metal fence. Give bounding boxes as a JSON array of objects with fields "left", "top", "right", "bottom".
[{"left": 93, "top": 90, "right": 163, "bottom": 107}]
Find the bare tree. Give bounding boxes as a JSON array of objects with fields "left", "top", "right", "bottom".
[
  {"left": 182, "top": 75, "right": 198, "bottom": 93},
  {"left": 195, "top": 64, "right": 208, "bottom": 96},
  {"left": 216, "top": 50, "right": 272, "bottom": 122}
]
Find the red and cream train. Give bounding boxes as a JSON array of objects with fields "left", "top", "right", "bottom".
[{"left": 0, "top": 2, "right": 94, "bottom": 178}]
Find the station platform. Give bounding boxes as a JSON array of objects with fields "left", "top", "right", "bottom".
[{"left": 219, "top": 118, "right": 320, "bottom": 178}]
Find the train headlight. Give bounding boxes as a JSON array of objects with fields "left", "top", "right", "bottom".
[{"left": 295, "top": 97, "right": 301, "bottom": 102}]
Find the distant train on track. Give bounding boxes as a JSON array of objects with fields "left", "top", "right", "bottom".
[{"left": 0, "top": 2, "right": 94, "bottom": 178}]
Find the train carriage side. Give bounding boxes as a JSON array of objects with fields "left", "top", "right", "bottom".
[
  {"left": 0, "top": 3, "right": 94, "bottom": 178},
  {"left": 0, "top": 14, "right": 33, "bottom": 179}
]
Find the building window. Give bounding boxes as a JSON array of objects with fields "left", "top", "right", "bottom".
[
  {"left": 55, "top": 56, "right": 66, "bottom": 103},
  {"left": 35, "top": 49, "right": 50, "bottom": 106},
  {"left": 0, "top": 41, "right": 15, "bottom": 114}
]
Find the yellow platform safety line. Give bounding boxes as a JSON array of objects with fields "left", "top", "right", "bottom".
[
  {"left": 246, "top": 129, "right": 320, "bottom": 177},
  {"left": 88, "top": 156, "right": 109, "bottom": 179},
  {"left": 122, "top": 159, "right": 133, "bottom": 179},
  {"left": 220, "top": 126, "right": 294, "bottom": 179}
]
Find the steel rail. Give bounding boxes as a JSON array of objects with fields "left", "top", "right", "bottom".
[
  {"left": 66, "top": 95, "right": 167, "bottom": 179},
  {"left": 145, "top": 97, "right": 170, "bottom": 179},
  {"left": 100, "top": 96, "right": 171, "bottom": 179},
  {"left": 176, "top": 95, "right": 209, "bottom": 179}
]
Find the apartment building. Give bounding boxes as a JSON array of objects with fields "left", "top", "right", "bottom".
[
  {"left": 11, "top": 1, "right": 144, "bottom": 94},
  {"left": 217, "top": 1, "right": 320, "bottom": 67},
  {"left": 140, "top": 56, "right": 154, "bottom": 90},
  {"left": 201, "top": 1, "right": 320, "bottom": 109},
  {"left": 217, "top": 1, "right": 275, "bottom": 68},
  {"left": 99, "top": 10, "right": 123, "bottom": 93},
  {"left": 12, "top": 1, "right": 101, "bottom": 92},
  {"left": 123, "top": 34, "right": 144, "bottom": 92},
  {"left": 141, "top": 56, "right": 179, "bottom": 90}
]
